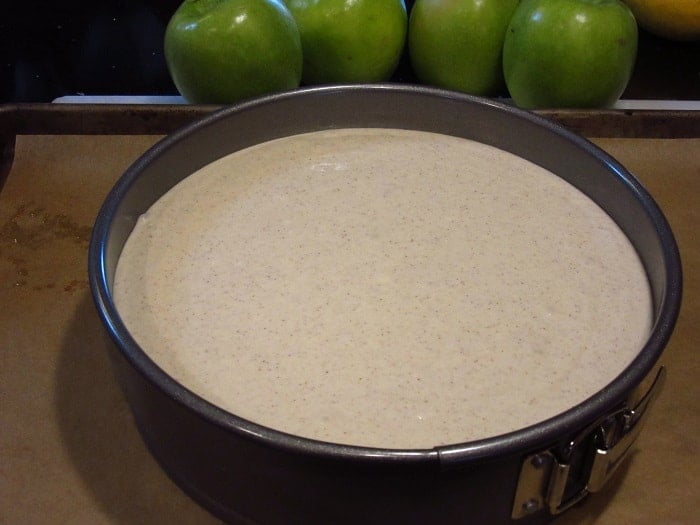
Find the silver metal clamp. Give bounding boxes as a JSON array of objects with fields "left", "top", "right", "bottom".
[{"left": 512, "top": 366, "right": 666, "bottom": 519}]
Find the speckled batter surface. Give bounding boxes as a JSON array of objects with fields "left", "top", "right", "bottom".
[{"left": 113, "top": 128, "right": 652, "bottom": 449}]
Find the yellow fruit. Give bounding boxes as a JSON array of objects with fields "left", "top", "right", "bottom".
[{"left": 623, "top": 0, "right": 700, "bottom": 41}]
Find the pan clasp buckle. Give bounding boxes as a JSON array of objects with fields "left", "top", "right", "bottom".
[{"left": 511, "top": 366, "right": 666, "bottom": 519}]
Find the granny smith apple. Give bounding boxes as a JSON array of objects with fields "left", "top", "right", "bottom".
[
  {"left": 503, "top": 0, "right": 638, "bottom": 108},
  {"left": 284, "top": 0, "right": 408, "bottom": 84},
  {"left": 408, "top": 0, "right": 520, "bottom": 96},
  {"left": 164, "top": 0, "right": 303, "bottom": 104}
]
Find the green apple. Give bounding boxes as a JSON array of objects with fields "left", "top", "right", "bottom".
[
  {"left": 408, "top": 0, "right": 520, "bottom": 96},
  {"left": 284, "top": 0, "right": 408, "bottom": 84},
  {"left": 164, "top": 0, "right": 303, "bottom": 104},
  {"left": 503, "top": 0, "right": 638, "bottom": 108}
]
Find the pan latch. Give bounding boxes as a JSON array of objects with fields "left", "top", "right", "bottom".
[{"left": 511, "top": 366, "right": 666, "bottom": 519}]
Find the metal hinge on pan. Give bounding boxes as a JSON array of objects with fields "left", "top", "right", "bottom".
[{"left": 511, "top": 366, "right": 666, "bottom": 519}]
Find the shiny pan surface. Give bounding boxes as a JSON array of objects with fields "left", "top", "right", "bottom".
[{"left": 88, "top": 85, "right": 681, "bottom": 524}]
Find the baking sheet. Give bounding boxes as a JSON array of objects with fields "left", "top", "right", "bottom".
[{"left": 1, "top": 133, "right": 698, "bottom": 524}]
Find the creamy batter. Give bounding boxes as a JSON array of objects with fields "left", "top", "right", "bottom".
[{"left": 113, "top": 128, "right": 652, "bottom": 449}]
